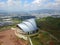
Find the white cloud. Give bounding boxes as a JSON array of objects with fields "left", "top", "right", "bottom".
[
  {"left": 5, "top": 0, "right": 22, "bottom": 11},
  {"left": 26, "top": 0, "right": 60, "bottom": 10},
  {"left": 7, "top": 0, "right": 14, "bottom": 6},
  {"left": 0, "top": 0, "right": 60, "bottom": 11},
  {"left": 32, "top": 0, "right": 41, "bottom": 4},
  {"left": 45, "top": 0, "right": 60, "bottom": 9},
  {"left": 0, "top": 2, "right": 5, "bottom": 7}
]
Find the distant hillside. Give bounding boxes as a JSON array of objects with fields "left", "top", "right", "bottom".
[
  {"left": 0, "top": 9, "right": 60, "bottom": 18},
  {"left": 29, "top": 9, "right": 60, "bottom": 14}
]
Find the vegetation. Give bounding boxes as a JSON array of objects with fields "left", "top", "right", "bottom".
[
  {"left": 36, "top": 16, "right": 60, "bottom": 45},
  {"left": 0, "top": 16, "right": 60, "bottom": 45},
  {"left": 0, "top": 18, "right": 21, "bottom": 31},
  {"left": 30, "top": 31, "right": 55, "bottom": 45},
  {"left": 36, "top": 17, "right": 60, "bottom": 30}
]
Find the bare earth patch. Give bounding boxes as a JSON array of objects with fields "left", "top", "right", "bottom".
[{"left": 0, "top": 30, "right": 29, "bottom": 45}]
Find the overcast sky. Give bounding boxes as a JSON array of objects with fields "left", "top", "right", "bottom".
[{"left": 0, "top": 0, "right": 60, "bottom": 12}]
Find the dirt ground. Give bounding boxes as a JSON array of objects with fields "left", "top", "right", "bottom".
[{"left": 0, "top": 30, "right": 29, "bottom": 45}]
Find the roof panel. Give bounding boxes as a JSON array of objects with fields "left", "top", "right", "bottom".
[
  {"left": 22, "top": 21, "right": 35, "bottom": 31},
  {"left": 17, "top": 23, "right": 30, "bottom": 32},
  {"left": 26, "top": 19, "right": 38, "bottom": 30},
  {"left": 17, "top": 18, "right": 38, "bottom": 32}
]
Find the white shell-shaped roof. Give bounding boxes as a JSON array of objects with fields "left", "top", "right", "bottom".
[
  {"left": 17, "top": 18, "right": 38, "bottom": 33},
  {"left": 22, "top": 21, "right": 35, "bottom": 31},
  {"left": 17, "top": 23, "right": 30, "bottom": 32},
  {"left": 26, "top": 19, "right": 37, "bottom": 30}
]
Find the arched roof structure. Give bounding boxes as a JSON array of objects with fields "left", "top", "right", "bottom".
[{"left": 17, "top": 18, "right": 38, "bottom": 33}]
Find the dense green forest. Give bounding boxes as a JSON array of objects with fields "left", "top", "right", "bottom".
[{"left": 36, "top": 16, "right": 60, "bottom": 40}]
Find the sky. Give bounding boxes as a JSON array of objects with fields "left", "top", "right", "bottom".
[{"left": 0, "top": 0, "right": 60, "bottom": 12}]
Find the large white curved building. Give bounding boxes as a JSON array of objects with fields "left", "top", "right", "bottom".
[{"left": 17, "top": 18, "right": 38, "bottom": 34}]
